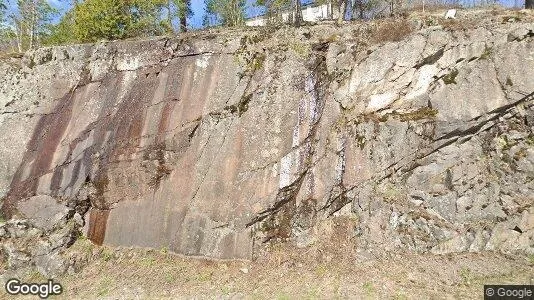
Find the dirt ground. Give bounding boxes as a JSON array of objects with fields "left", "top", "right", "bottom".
[
  {"left": 4, "top": 237, "right": 527, "bottom": 300},
  {"left": 1, "top": 216, "right": 534, "bottom": 299}
]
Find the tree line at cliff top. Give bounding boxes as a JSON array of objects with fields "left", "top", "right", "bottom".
[{"left": 0, "top": 0, "right": 533, "bottom": 53}]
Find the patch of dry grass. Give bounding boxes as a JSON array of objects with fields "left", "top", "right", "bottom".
[
  {"left": 51, "top": 221, "right": 534, "bottom": 299},
  {"left": 372, "top": 19, "right": 415, "bottom": 44}
]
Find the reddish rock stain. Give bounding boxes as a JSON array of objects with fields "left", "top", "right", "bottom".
[{"left": 87, "top": 208, "right": 110, "bottom": 245}]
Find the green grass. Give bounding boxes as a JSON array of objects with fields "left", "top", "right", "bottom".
[
  {"left": 164, "top": 272, "right": 176, "bottom": 283},
  {"left": 276, "top": 293, "right": 291, "bottom": 300},
  {"left": 97, "top": 276, "right": 114, "bottom": 297},
  {"left": 196, "top": 271, "right": 213, "bottom": 282},
  {"left": 460, "top": 267, "right": 473, "bottom": 285},
  {"left": 101, "top": 248, "right": 114, "bottom": 262},
  {"left": 315, "top": 264, "right": 328, "bottom": 277},
  {"left": 363, "top": 282, "right": 375, "bottom": 297},
  {"left": 139, "top": 256, "right": 157, "bottom": 267}
]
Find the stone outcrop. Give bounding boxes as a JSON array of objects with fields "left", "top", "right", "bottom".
[{"left": 1, "top": 13, "right": 533, "bottom": 277}]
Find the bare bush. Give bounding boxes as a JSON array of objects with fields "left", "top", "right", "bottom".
[{"left": 372, "top": 19, "right": 414, "bottom": 43}]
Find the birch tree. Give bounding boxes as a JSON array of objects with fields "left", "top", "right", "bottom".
[
  {"left": 10, "top": 0, "right": 57, "bottom": 51},
  {"left": 0, "top": 0, "right": 12, "bottom": 51},
  {"left": 255, "top": 0, "right": 288, "bottom": 24},
  {"left": 205, "top": 0, "right": 246, "bottom": 27},
  {"left": 255, "top": 0, "right": 304, "bottom": 26}
]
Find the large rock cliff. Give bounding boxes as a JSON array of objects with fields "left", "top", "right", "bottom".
[{"left": 1, "top": 11, "right": 534, "bottom": 276}]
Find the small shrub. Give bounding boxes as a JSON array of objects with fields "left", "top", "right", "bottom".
[
  {"left": 101, "top": 248, "right": 114, "bottom": 262},
  {"left": 513, "top": 148, "right": 528, "bottom": 161},
  {"left": 28, "top": 270, "right": 47, "bottom": 282},
  {"left": 140, "top": 256, "right": 157, "bottom": 267},
  {"left": 290, "top": 41, "right": 310, "bottom": 58},
  {"left": 443, "top": 69, "right": 459, "bottom": 85},
  {"left": 315, "top": 264, "right": 328, "bottom": 276},
  {"left": 459, "top": 267, "right": 472, "bottom": 285},
  {"left": 480, "top": 45, "right": 493, "bottom": 60},
  {"left": 0, "top": 52, "right": 24, "bottom": 60},
  {"left": 405, "top": 107, "right": 438, "bottom": 121},
  {"left": 165, "top": 272, "right": 175, "bottom": 283},
  {"left": 0, "top": 210, "right": 5, "bottom": 223},
  {"left": 506, "top": 76, "right": 513, "bottom": 86},
  {"left": 250, "top": 53, "right": 266, "bottom": 71},
  {"left": 363, "top": 282, "right": 375, "bottom": 296},
  {"left": 441, "top": 18, "right": 478, "bottom": 32},
  {"left": 196, "top": 271, "right": 213, "bottom": 282},
  {"left": 502, "top": 15, "right": 521, "bottom": 23}
]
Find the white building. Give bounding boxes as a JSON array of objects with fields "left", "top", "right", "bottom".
[{"left": 246, "top": 3, "right": 338, "bottom": 26}]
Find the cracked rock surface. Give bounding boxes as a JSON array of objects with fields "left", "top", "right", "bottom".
[{"left": 1, "top": 16, "right": 534, "bottom": 277}]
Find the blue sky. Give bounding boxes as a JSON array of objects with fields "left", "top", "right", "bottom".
[{"left": 190, "top": 0, "right": 209, "bottom": 28}]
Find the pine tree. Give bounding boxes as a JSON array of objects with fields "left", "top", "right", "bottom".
[
  {"left": 70, "top": 0, "right": 167, "bottom": 42},
  {"left": 165, "top": 0, "right": 192, "bottom": 33},
  {"left": 0, "top": 0, "right": 6, "bottom": 18}
]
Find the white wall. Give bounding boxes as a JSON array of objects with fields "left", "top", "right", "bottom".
[
  {"left": 245, "top": 18, "right": 267, "bottom": 26},
  {"left": 245, "top": 4, "right": 336, "bottom": 27},
  {"left": 302, "top": 3, "right": 331, "bottom": 21}
]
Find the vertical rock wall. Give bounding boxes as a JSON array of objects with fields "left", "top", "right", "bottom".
[{"left": 1, "top": 20, "right": 534, "bottom": 263}]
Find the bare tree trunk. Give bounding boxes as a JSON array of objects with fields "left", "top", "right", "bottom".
[
  {"left": 166, "top": 0, "right": 174, "bottom": 32},
  {"left": 347, "top": 0, "right": 353, "bottom": 19},
  {"left": 14, "top": 20, "right": 23, "bottom": 52},
  {"left": 236, "top": 0, "right": 243, "bottom": 26},
  {"left": 28, "top": 0, "right": 38, "bottom": 50},
  {"left": 179, "top": 0, "right": 188, "bottom": 32},
  {"left": 527, "top": 0, "right": 534, "bottom": 8},
  {"left": 358, "top": 0, "right": 365, "bottom": 19},
  {"left": 337, "top": 0, "right": 348, "bottom": 23},
  {"left": 351, "top": 0, "right": 363, "bottom": 20},
  {"left": 179, "top": 15, "right": 187, "bottom": 32},
  {"left": 16, "top": 32, "right": 22, "bottom": 53},
  {"left": 29, "top": 12, "right": 36, "bottom": 50},
  {"left": 293, "top": 0, "right": 302, "bottom": 27}
]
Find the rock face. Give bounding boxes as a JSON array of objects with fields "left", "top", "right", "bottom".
[{"left": 1, "top": 17, "right": 534, "bottom": 270}]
